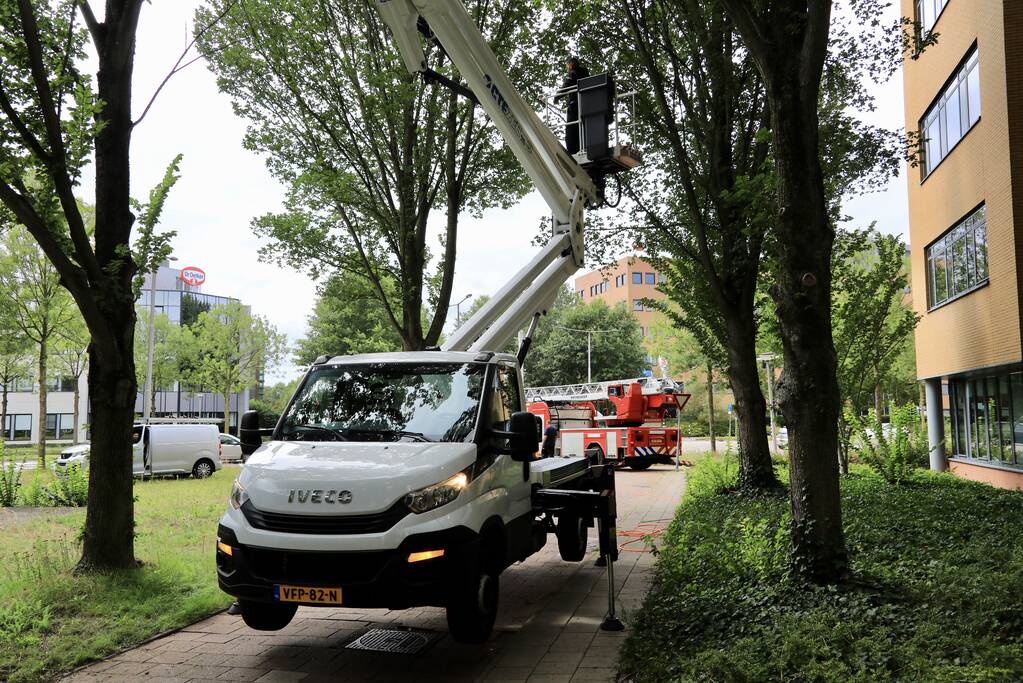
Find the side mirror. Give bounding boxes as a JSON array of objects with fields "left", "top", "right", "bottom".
[
  {"left": 493, "top": 411, "right": 540, "bottom": 462},
  {"left": 239, "top": 410, "right": 264, "bottom": 456}
]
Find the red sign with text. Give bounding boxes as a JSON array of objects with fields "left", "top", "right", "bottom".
[{"left": 180, "top": 266, "right": 206, "bottom": 287}]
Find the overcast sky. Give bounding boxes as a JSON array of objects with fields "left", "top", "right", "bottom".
[{"left": 84, "top": 1, "right": 909, "bottom": 382}]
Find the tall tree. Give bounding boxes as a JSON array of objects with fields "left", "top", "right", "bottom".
[
  {"left": 0, "top": 0, "right": 146, "bottom": 569},
  {"left": 714, "top": 0, "right": 909, "bottom": 580},
  {"left": 293, "top": 272, "right": 403, "bottom": 365},
  {"left": 197, "top": 0, "right": 535, "bottom": 350},
  {"left": 0, "top": 321, "right": 31, "bottom": 444},
  {"left": 182, "top": 302, "right": 287, "bottom": 433},
  {"left": 52, "top": 313, "right": 89, "bottom": 443},
  {"left": 0, "top": 226, "right": 77, "bottom": 464},
  {"left": 833, "top": 228, "right": 918, "bottom": 473},
  {"left": 526, "top": 294, "right": 646, "bottom": 387},
  {"left": 133, "top": 311, "right": 183, "bottom": 416}
]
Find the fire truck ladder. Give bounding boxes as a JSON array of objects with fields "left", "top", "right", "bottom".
[{"left": 525, "top": 377, "right": 684, "bottom": 403}]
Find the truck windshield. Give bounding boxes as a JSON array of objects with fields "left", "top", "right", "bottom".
[{"left": 279, "top": 362, "right": 486, "bottom": 443}]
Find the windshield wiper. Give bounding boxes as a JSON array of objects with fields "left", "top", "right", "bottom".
[
  {"left": 342, "top": 428, "right": 433, "bottom": 442},
  {"left": 287, "top": 424, "right": 349, "bottom": 441}
]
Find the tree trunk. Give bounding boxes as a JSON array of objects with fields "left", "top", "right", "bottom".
[
  {"left": 766, "top": 63, "right": 846, "bottom": 583},
  {"left": 874, "top": 383, "right": 882, "bottom": 423},
  {"left": 79, "top": 338, "right": 137, "bottom": 570},
  {"left": 706, "top": 362, "right": 716, "bottom": 454},
  {"left": 37, "top": 337, "right": 46, "bottom": 467},
  {"left": 725, "top": 317, "right": 779, "bottom": 492},
  {"left": 78, "top": 4, "right": 142, "bottom": 571},
  {"left": 224, "top": 389, "right": 231, "bottom": 434}
]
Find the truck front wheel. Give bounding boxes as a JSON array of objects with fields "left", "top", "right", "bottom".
[
  {"left": 238, "top": 600, "right": 297, "bottom": 631},
  {"left": 446, "top": 563, "right": 499, "bottom": 644},
  {"left": 556, "top": 513, "right": 588, "bottom": 562}
]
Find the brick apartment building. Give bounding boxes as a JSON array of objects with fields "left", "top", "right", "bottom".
[{"left": 905, "top": 0, "right": 1023, "bottom": 487}]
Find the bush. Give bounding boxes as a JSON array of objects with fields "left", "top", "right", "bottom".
[
  {"left": 19, "top": 475, "right": 47, "bottom": 507},
  {"left": 0, "top": 450, "right": 20, "bottom": 507},
  {"left": 45, "top": 465, "right": 88, "bottom": 507},
  {"left": 852, "top": 403, "right": 925, "bottom": 485},
  {"left": 618, "top": 464, "right": 1023, "bottom": 682}
]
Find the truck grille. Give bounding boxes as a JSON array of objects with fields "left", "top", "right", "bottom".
[
  {"left": 240, "top": 499, "right": 409, "bottom": 535},
  {"left": 245, "top": 547, "right": 390, "bottom": 584}
]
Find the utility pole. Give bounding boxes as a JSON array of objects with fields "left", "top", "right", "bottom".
[
  {"left": 758, "top": 353, "right": 779, "bottom": 454},
  {"left": 144, "top": 257, "right": 176, "bottom": 419},
  {"left": 587, "top": 331, "right": 592, "bottom": 383}
]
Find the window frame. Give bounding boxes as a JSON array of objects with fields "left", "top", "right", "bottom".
[
  {"left": 919, "top": 45, "right": 981, "bottom": 181},
  {"left": 925, "top": 204, "right": 988, "bottom": 310}
]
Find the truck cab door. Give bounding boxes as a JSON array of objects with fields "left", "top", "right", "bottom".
[{"left": 488, "top": 363, "right": 533, "bottom": 519}]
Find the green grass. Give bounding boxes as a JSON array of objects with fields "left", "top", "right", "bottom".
[
  {"left": 618, "top": 461, "right": 1023, "bottom": 682},
  {"left": 0, "top": 470, "right": 236, "bottom": 682}
]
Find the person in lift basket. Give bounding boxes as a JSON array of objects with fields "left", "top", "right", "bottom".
[{"left": 556, "top": 56, "right": 590, "bottom": 155}]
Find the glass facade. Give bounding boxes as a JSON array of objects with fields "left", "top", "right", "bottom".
[
  {"left": 925, "top": 205, "right": 987, "bottom": 308},
  {"left": 136, "top": 290, "right": 234, "bottom": 326},
  {"left": 920, "top": 48, "right": 980, "bottom": 178},
  {"left": 3, "top": 414, "right": 31, "bottom": 441},
  {"left": 949, "top": 371, "right": 1023, "bottom": 467},
  {"left": 45, "top": 413, "right": 75, "bottom": 439}
]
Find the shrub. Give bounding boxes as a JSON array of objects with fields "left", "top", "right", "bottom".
[
  {"left": 685, "top": 446, "right": 738, "bottom": 497},
  {"left": 852, "top": 402, "right": 924, "bottom": 485},
  {"left": 19, "top": 474, "right": 47, "bottom": 507},
  {"left": 0, "top": 450, "right": 20, "bottom": 507},
  {"left": 45, "top": 464, "right": 88, "bottom": 507}
]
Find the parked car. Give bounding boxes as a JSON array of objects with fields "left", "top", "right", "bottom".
[
  {"left": 134, "top": 423, "right": 222, "bottom": 478},
  {"left": 53, "top": 444, "right": 91, "bottom": 475},
  {"left": 219, "top": 433, "right": 244, "bottom": 462}
]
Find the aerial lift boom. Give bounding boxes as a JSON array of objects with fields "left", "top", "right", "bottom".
[{"left": 378, "top": 0, "right": 610, "bottom": 353}]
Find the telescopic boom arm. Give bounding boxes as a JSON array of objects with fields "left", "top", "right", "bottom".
[{"left": 377, "top": 0, "right": 611, "bottom": 353}]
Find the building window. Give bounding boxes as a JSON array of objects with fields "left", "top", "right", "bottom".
[
  {"left": 45, "top": 413, "right": 75, "bottom": 439},
  {"left": 645, "top": 272, "right": 655, "bottom": 285},
  {"left": 658, "top": 273, "right": 666, "bottom": 284},
  {"left": 926, "top": 205, "right": 987, "bottom": 308},
  {"left": 578, "top": 290, "right": 584, "bottom": 299},
  {"left": 632, "top": 272, "right": 642, "bottom": 284},
  {"left": 13, "top": 378, "right": 33, "bottom": 392},
  {"left": 920, "top": 48, "right": 980, "bottom": 178},
  {"left": 600, "top": 280, "right": 608, "bottom": 294},
  {"left": 4, "top": 414, "right": 31, "bottom": 441},
  {"left": 950, "top": 372, "right": 1023, "bottom": 466},
  {"left": 633, "top": 299, "right": 644, "bottom": 312},
  {"left": 915, "top": 0, "right": 949, "bottom": 38}
]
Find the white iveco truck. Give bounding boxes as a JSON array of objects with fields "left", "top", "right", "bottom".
[{"left": 216, "top": 0, "right": 641, "bottom": 643}]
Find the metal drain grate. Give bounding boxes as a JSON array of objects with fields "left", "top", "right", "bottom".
[{"left": 345, "top": 628, "right": 441, "bottom": 655}]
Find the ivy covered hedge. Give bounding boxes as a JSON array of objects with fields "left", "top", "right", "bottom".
[{"left": 618, "top": 463, "right": 1023, "bottom": 682}]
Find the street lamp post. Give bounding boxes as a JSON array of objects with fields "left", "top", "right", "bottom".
[
  {"left": 449, "top": 293, "right": 472, "bottom": 325},
  {"left": 143, "top": 257, "right": 176, "bottom": 420},
  {"left": 757, "top": 352, "right": 779, "bottom": 454}
]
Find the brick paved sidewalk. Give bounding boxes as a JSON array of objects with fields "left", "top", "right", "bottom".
[{"left": 65, "top": 466, "right": 685, "bottom": 683}]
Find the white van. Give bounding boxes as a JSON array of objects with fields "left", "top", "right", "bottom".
[{"left": 133, "top": 424, "right": 222, "bottom": 478}]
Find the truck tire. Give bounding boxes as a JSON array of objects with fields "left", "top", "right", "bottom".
[
  {"left": 239, "top": 600, "right": 297, "bottom": 631},
  {"left": 629, "top": 460, "right": 653, "bottom": 471},
  {"left": 446, "top": 563, "right": 499, "bottom": 644},
  {"left": 556, "top": 513, "right": 587, "bottom": 562},
  {"left": 192, "top": 459, "right": 215, "bottom": 478},
  {"left": 585, "top": 444, "right": 605, "bottom": 465}
]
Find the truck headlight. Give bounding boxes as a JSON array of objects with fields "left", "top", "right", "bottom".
[
  {"left": 405, "top": 470, "right": 470, "bottom": 514},
  {"left": 229, "top": 480, "right": 249, "bottom": 509}
]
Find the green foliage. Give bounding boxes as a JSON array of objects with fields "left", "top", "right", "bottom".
[
  {"left": 0, "top": 449, "right": 20, "bottom": 507},
  {"left": 293, "top": 273, "right": 402, "bottom": 364},
  {"left": 684, "top": 448, "right": 738, "bottom": 497},
  {"left": 247, "top": 398, "right": 281, "bottom": 428},
  {"left": 196, "top": 0, "right": 536, "bottom": 349},
  {"left": 618, "top": 465, "right": 1023, "bottom": 682},
  {"left": 20, "top": 474, "right": 47, "bottom": 508},
  {"left": 834, "top": 228, "right": 919, "bottom": 469},
  {"left": 130, "top": 154, "right": 182, "bottom": 297},
  {"left": 851, "top": 403, "right": 926, "bottom": 486},
  {"left": 524, "top": 292, "right": 646, "bottom": 386},
  {"left": 46, "top": 464, "right": 88, "bottom": 507},
  {"left": 133, "top": 311, "right": 187, "bottom": 401}
]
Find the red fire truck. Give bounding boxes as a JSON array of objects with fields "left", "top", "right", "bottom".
[{"left": 526, "top": 377, "right": 691, "bottom": 470}]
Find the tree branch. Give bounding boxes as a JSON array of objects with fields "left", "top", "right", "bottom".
[{"left": 76, "top": 0, "right": 102, "bottom": 50}]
